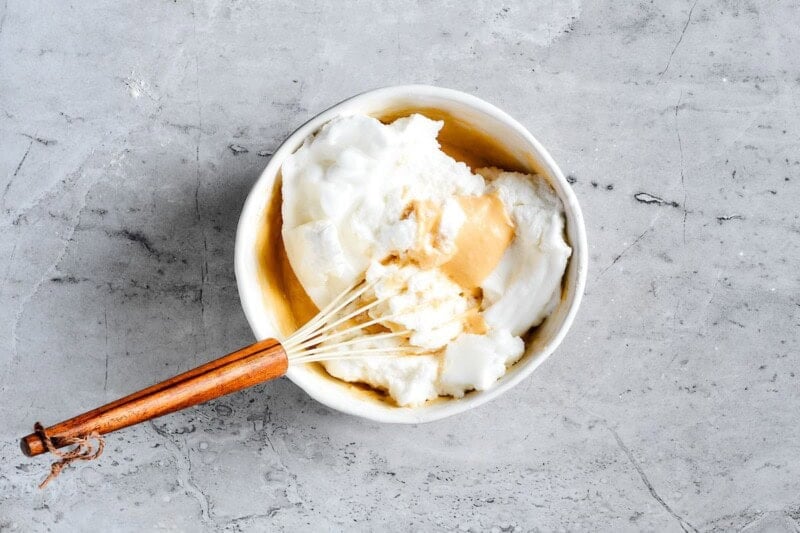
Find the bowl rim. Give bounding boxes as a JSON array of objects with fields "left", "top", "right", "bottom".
[{"left": 234, "top": 84, "right": 588, "bottom": 423}]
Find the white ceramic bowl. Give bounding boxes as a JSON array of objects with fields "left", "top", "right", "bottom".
[{"left": 235, "top": 85, "right": 587, "bottom": 423}]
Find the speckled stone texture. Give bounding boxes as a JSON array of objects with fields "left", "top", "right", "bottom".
[{"left": 1, "top": 1, "right": 798, "bottom": 531}]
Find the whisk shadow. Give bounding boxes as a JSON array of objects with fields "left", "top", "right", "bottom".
[{"left": 74, "top": 149, "right": 334, "bottom": 430}]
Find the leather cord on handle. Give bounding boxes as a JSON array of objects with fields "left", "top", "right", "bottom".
[{"left": 33, "top": 422, "right": 105, "bottom": 488}]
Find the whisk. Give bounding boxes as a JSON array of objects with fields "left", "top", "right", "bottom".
[{"left": 19, "top": 277, "right": 429, "bottom": 486}]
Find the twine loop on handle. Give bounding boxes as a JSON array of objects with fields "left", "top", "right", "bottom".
[{"left": 33, "top": 422, "right": 105, "bottom": 489}]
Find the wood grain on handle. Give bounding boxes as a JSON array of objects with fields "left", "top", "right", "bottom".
[{"left": 21, "top": 338, "right": 288, "bottom": 457}]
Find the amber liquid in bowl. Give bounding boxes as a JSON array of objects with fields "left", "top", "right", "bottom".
[{"left": 255, "top": 107, "right": 538, "bottom": 406}]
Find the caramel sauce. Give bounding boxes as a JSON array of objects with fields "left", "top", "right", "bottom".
[
  {"left": 463, "top": 308, "right": 489, "bottom": 335},
  {"left": 441, "top": 194, "right": 514, "bottom": 290},
  {"left": 404, "top": 194, "right": 514, "bottom": 292},
  {"left": 255, "top": 172, "right": 318, "bottom": 338},
  {"left": 399, "top": 194, "right": 514, "bottom": 336},
  {"left": 254, "top": 106, "right": 544, "bottom": 406}
]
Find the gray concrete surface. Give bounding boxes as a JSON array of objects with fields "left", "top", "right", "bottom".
[{"left": 1, "top": 1, "right": 799, "bottom": 531}]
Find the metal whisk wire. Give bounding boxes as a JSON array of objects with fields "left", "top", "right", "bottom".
[{"left": 282, "top": 277, "right": 427, "bottom": 364}]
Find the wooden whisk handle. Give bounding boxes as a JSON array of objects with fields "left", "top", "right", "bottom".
[{"left": 20, "top": 338, "right": 288, "bottom": 458}]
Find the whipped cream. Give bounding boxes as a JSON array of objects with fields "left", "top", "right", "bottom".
[{"left": 281, "top": 114, "right": 571, "bottom": 406}]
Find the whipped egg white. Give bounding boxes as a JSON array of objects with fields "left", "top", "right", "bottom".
[{"left": 281, "top": 113, "right": 571, "bottom": 406}]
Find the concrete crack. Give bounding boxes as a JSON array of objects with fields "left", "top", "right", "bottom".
[
  {"left": 675, "top": 91, "right": 688, "bottom": 244},
  {"left": 226, "top": 509, "right": 284, "bottom": 526},
  {"left": 634, "top": 192, "right": 680, "bottom": 208},
  {"left": 255, "top": 404, "right": 279, "bottom": 455},
  {"left": 21, "top": 133, "right": 57, "bottom": 146},
  {"left": 103, "top": 307, "right": 109, "bottom": 392},
  {"left": 599, "top": 228, "right": 652, "bottom": 277},
  {"left": 194, "top": 176, "right": 200, "bottom": 222},
  {"left": 4, "top": 148, "right": 118, "bottom": 386},
  {"left": 11, "top": 140, "right": 33, "bottom": 177},
  {"left": 0, "top": 243, "right": 16, "bottom": 301},
  {"left": 659, "top": 0, "right": 699, "bottom": 79},
  {"left": 716, "top": 214, "right": 744, "bottom": 223},
  {"left": 3, "top": 140, "right": 33, "bottom": 210},
  {"left": 149, "top": 421, "right": 213, "bottom": 525},
  {"left": 0, "top": 0, "right": 8, "bottom": 37},
  {"left": 109, "top": 229, "right": 173, "bottom": 261},
  {"left": 607, "top": 426, "right": 697, "bottom": 532},
  {"left": 198, "top": 234, "right": 208, "bottom": 359},
  {"left": 191, "top": 0, "right": 206, "bottom": 364},
  {"left": 7, "top": 146, "right": 98, "bottom": 225},
  {"left": 228, "top": 143, "right": 248, "bottom": 155}
]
